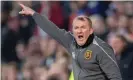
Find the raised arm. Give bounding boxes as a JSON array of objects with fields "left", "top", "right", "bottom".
[{"left": 19, "top": 3, "right": 73, "bottom": 52}]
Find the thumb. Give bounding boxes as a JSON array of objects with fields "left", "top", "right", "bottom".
[{"left": 19, "top": 10, "right": 25, "bottom": 15}]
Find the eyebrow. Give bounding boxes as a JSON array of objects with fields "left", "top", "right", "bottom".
[{"left": 77, "top": 16, "right": 92, "bottom": 27}]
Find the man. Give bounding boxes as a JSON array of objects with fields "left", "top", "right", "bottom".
[{"left": 19, "top": 3, "right": 122, "bottom": 80}]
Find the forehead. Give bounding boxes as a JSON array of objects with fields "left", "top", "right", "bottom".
[
  {"left": 72, "top": 15, "right": 92, "bottom": 27},
  {"left": 73, "top": 17, "right": 89, "bottom": 26},
  {"left": 110, "top": 36, "right": 123, "bottom": 42}
]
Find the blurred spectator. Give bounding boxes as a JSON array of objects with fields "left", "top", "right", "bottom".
[
  {"left": 25, "top": 36, "right": 44, "bottom": 66},
  {"left": 68, "top": 1, "right": 78, "bottom": 31},
  {"left": 113, "top": 1, "right": 125, "bottom": 17},
  {"left": 107, "top": 34, "right": 133, "bottom": 80},
  {"left": 49, "top": 1, "right": 64, "bottom": 29},
  {"left": 19, "top": 16, "right": 34, "bottom": 45},
  {"left": 125, "top": 17, "right": 133, "bottom": 42},
  {"left": 107, "top": 34, "right": 127, "bottom": 60},
  {"left": 48, "top": 61, "right": 68, "bottom": 80},
  {"left": 106, "top": 14, "right": 118, "bottom": 33},
  {"left": 125, "top": 2, "right": 133, "bottom": 17},
  {"left": 2, "top": 63, "right": 17, "bottom": 80},
  {"left": 15, "top": 41, "right": 26, "bottom": 60},
  {"left": 90, "top": 14, "right": 108, "bottom": 40},
  {"left": 1, "top": 64, "right": 8, "bottom": 80},
  {"left": 61, "top": 1, "right": 71, "bottom": 31},
  {"left": 1, "top": 14, "right": 21, "bottom": 63},
  {"left": 32, "top": 66, "right": 48, "bottom": 80},
  {"left": 106, "top": 1, "right": 125, "bottom": 17},
  {"left": 7, "top": 63, "right": 18, "bottom": 80},
  {"left": 119, "top": 50, "right": 133, "bottom": 80},
  {"left": 56, "top": 44, "right": 69, "bottom": 60},
  {"left": 76, "top": 1, "right": 89, "bottom": 15},
  {"left": 40, "top": 37, "right": 49, "bottom": 57},
  {"left": 1, "top": 1, "right": 12, "bottom": 27},
  {"left": 118, "top": 15, "right": 128, "bottom": 33},
  {"left": 44, "top": 38, "right": 57, "bottom": 67},
  {"left": 47, "top": 75, "right": 61, "bottom": 80},
  {"left": 20, "top": 62, "right": 33, "bottom": 80}
]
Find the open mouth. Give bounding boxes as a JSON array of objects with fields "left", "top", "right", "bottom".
[{"left": 78, "top": 35, "right": 84, "bottom": 40}]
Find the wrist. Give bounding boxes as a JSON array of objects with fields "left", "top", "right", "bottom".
[{"left": 31, "top": 11, "right": 35, "bottom": 16}]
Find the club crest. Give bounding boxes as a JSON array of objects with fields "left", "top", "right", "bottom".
[{"left": 84, "top": 50, "right": 92, "bottom": 60}]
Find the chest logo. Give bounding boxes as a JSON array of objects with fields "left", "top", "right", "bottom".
[{"left": 84, "top": 50, "right": 92, "bottom": 60}]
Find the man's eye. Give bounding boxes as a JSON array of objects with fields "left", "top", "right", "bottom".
[
  {"left": 74, "top": 27, "right": 78, "bottom": 29},
  {"left": 81, "top": 26, "right": 85, "bottom": 29}
]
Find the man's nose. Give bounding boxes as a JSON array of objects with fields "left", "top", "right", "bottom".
[{"left": 77, "top": 29, "right": 82, "bottom": 33}]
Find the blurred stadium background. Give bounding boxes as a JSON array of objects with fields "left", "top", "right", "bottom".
[{"left": 1, "top": 1, "right": 133, "bottom": 80}]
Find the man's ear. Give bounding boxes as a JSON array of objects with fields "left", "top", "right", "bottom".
[
  {"left": 90, "top": 28, "right": 94, "bottom": 34},
  {"left": 71, "top": 31, "right": 73, "bottom": 34}
]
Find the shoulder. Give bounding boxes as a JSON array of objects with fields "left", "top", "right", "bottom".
[
  {"left": 92, "top": 36, "right": 119, "bottom": 67},
  {"left": 92, "top": 36, "right": 115, "bottom": 56}
]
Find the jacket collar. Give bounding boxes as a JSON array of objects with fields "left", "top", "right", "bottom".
[{"left": 74, "top": 33, "right": 95, "bottom": 48}]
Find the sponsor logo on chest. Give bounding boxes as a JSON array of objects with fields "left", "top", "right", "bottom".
[{"left": 84, "top": 50, "right": 92, "bottom": 60}]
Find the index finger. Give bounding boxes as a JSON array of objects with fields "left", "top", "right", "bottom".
[{"left": 18, "top": 3, "right": 26, "bottom": 9}]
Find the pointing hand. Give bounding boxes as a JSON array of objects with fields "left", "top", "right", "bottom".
[{"left": 19, "top": 3, "right": 35, "bottom": 16}]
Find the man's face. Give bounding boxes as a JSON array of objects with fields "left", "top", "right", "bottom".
[
  {"left": 108, "top": 36, "right": 125, "bottom": 55},
  {"left": 72, "top": 18, "right": 93, "bottom": 46}
]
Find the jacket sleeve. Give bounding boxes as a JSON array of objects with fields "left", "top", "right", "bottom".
[
  {"left": 97, "top": 44, "right": 122, "bottom": 80},
  {"left": 32, "top": 12, "right": 73, "bottom": 52}
]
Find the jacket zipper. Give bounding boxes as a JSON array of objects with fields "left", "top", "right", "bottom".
[{"left": 77, "top": 48, "right": 82, "bottom": 80}]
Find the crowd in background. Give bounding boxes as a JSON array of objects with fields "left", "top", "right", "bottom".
[{"left": 1, "top": 1, "right": 133, "bottom": 80}]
